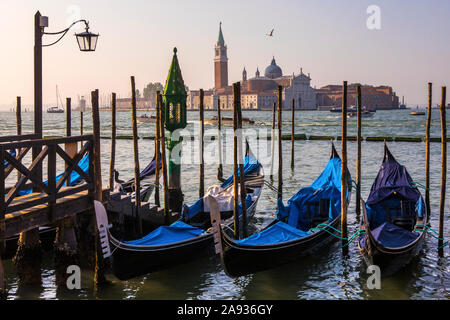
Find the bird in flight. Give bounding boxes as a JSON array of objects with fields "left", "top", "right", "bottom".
[{"left": 266, "top": 28, "right": 274, "bottom": 37}]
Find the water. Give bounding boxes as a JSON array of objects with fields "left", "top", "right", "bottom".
[{"left": 1, "top": 109, "right": 449, "bottom": 300}]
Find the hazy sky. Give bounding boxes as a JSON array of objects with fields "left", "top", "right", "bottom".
[{"left": 0, "top": 0, "right": 449, "bottom": 109}]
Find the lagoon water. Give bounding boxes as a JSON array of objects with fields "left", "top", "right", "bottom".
[{"left": 1, "top": 109, "right": 449, "bottom": 299}]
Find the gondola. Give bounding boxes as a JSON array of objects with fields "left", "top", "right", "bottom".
[
  {"left": 2, "top": 155, "right": 90, "bottom": 259},
  {"left": 358, "top": 143, "right": 427, "bottom": 277},
  {"left": 213, "top": 143, "right": 351, "bottom": 277},
  {"left": 113, "top": 152, "right": 162, "bottom": 202},
  {"left": 94, "top": 145, "right": 264, "bottom": 280}
]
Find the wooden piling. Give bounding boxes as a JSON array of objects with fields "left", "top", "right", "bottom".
[
  {"left": 236, "top": 83, "right": 248, "bottom": 238},
  {"left": 199, "top": 89, "right": 205, "bottom": 198},
  {"left": 91, "top": 89, "right": 107, "bottom": 286},
  {"left": 232, "top": 83, "right": 240, "bottom": 239},
  {"left": 16, "top": 97, "right": 22, "bottom": 182},
  {"left": 270, "top": 101, "right": 276, "bottom": 182},
  {"left": 291, "top": 98, "right": 295, "bottom": 170},
  {"left": 356, "top": 85, "right": 362, "bottom": 217},
  {"left": 154, "top": 91, "right": 161, "bottom": 207},
  {"left": 131, "top": 77, "right": 142, "bottom": 235},
  {"left": 277, "top": 86, "right": 283, "bottom": 200},
  {"left": 13, "top": 229, "right": 42, "bottom": 285},
  {"left": 217, "top": 97, "right": 223, "bottom": 180},
  {"left": 158, "top": 93, "right": 170, "bottom": 224},
  {"left": 341, "top": 81, "right": 348, "bottom": 254},
  {"left": 438, "top": 86, "right": 446, "bottom": 255},
  {"left": 16, "top": 97, "right": 21, "bottom": 136},
  {"left": 0, "top": 253, "right": 5, "bottom": 299},
  {"left": 425, "top": 83, "right": 432, "bottom": 220},
  {"left": 109, "top": 93, "right": 117, "bottom": 191},
  {"left": 80, "top": 111, "right": 84, "bottom": 136},
  {"left": 66, "top": 98, "right": 71, "bottom": 137}
]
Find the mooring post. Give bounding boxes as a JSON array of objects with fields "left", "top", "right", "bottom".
[
  {"left": 425, "top": 83, "right": 432, "bottom": 221},
  {"left": 237, "top": 83, "right": 248, "bottom": 238},
  {"left": 91, "top": 89, "right": 107, "bottom": 286},
  {"left": 54, "top": 97, "right": 79, "bottom": 287},
  {"left": 217, "top": 97, "right": 223, "bottom": 180},
  {"left": 13, "top": 229, "right": 42, "bottom": 285},
  {"left": 277, "top": 86, "right": 283, "bottom": 200},
  {"left": 109, "top": 93, "right": 117, "bottom": 191},
  {"left": 131, "top": 77, "right": 142, "bottom": 235},
  {"left": 291, "top": 98, "right": 295, "bottom": 170},
  {"left": 438, "top": 86, "right": 446, "bottom": 256},
  {"left": 341, "top": 81, "right": 348, "bottom": 255},
  {"left": 232, "top": 83, "right": 240, "bottom": 239},
  {"left": 270, "top": 101, "right": 276, "bottom": 182},
  {"left": 356, "top": 84, "right": 362, "bottom": 218},
  {"left": 157, "top": 93, "right": 170, "bottom": 224},
  {"left": 80, "top": 111, "right": 84, "bottom": 136},
  {"left": 199, "top": 89, "right": 205, "bottom": 198},
  {"left": 16, "top": 96, "right": 22, "bottom": 182},
  {"left": 12, "top": 96, "right": 42, "bottom": 285},
  {"left": 154, "top": 91, "right": 161, "bottom": 207},
  {"left": 16, "top": 96, "right": 22, "bottom": 136},
  {"left": 66, "top": 98, "right": 71, "bottom": 137}
]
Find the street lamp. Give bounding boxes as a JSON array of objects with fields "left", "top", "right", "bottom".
[{"left": 33, "top": 11, "right": 99, "bottom": 187}]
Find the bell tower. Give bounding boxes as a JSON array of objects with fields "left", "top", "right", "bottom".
[{"left": 214, "top": 22, "right": 228, "bottom": 89}]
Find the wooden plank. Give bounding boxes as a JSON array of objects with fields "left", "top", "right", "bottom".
[
  {"left": 3, "top": 189, "right": 109, "bottom": 238},
  {"left": 0, "top": 134, "right": 39, "bottom": 144},
  {"left": 0, "top": 135, "right": 93, "bottom": 150}
]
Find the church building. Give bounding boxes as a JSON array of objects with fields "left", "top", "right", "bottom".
[{"left": 187, "top": 23, "right": 317, "bottom": 110}]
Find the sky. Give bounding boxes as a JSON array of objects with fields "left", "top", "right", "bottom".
[{"left": 0, "top": 0, "right": 449, "bottom": 109}]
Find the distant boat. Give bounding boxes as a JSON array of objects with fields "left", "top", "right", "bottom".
[
  {"left": 137, "top": 113, "right": 157, "bottom": 123},
  {"left": 47, "top": 85, "right": 64, "bottom": 113},
  {"left": 410, "top": 111, "right": 425, "bottom": 116},
  {"left": 347, "top": 110, "right": 375, "bottom": 119}
]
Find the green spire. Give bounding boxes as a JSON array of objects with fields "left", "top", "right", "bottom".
[
  {"left": 217, "top": 22, "right": 224, "bottom": 44},
  {"left": 163, "top": 47, "right": 187, "bottom": 97}
]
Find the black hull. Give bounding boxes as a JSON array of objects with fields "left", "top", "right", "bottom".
[
  {"left": 358, "top": 233, "right": 425, "bottom": 278},
  {"left": 108, "top": 192, "right": 261, "bottom": 280},
  {"left": 110, "top": 234, "right": 215, "bottom": 280},
  {"left": 220, "top": 217, "right": 341, "bottom": 277}
]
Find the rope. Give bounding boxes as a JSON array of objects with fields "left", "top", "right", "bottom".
[
  {"left": 414, "top": 224, "right": 448, "bottom": 249},
  {"left": 308, "top": 223, "right": 366, "bottom": 247},
  {"left": 411, "top": 181, "right": 429, "bottom": 191}
]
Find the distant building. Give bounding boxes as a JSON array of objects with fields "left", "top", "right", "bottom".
[
  {"left": 316, "top": 84, "right": 400, "bottom": 110},
  {"left": 115, "top": 98, "right": 154, "bottom": 110},
  {"left": 187, "top": 23, "right": 317, "bottom": 110}
]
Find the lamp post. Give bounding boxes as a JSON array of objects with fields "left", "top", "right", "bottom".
[
  {"left": 162, "top": 48, "right": 188, "bottom": 213},
  {"left": 33, "top": 11, "right": 98, "bottom": 186}
]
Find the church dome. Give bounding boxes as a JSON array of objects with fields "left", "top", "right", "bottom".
[{"left": 264, "top": 57, "right": 282, "bottom": 79}]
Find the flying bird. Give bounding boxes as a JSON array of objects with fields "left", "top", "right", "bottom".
[{"left": 266, "top": 28, "right": 274, "bottom": 37}]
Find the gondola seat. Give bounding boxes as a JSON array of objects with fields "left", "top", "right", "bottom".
[{"left": 390, "top": 200, "right": 416, "bottom": 231}]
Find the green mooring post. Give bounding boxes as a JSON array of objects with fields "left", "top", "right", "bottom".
[{"left": 162, "top": 48, "right": 188, "bottom": 214}]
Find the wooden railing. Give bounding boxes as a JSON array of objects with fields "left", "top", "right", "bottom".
[{"left": 0, "top": 135, "right": 95, "bottom": 216}]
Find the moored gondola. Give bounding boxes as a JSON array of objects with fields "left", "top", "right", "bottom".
[
  {"left": 94, "top": 146, "right": 264, "bottom": 280},
  {"left": 212, "top": 143, "right": 351, "bottom": 277},
  {"left": 358, "top": 144, "right": 427, "bottom": 277}
]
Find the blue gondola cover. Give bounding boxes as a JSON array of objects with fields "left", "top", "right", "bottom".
[
  {"left": 277, "top": 157, "right": 347, "bottom": 230},
  {"left": 220, "top": 153, "right": 261, "bottom": 189},
  {"left": 237, "top": 221, "right": 310, "bottom": 246},
  {"left": 360, "top": 222, "right": 420, "bottom": 248},
  {"left": 124, "top": 221, "right": 204, "bottom": 246}
]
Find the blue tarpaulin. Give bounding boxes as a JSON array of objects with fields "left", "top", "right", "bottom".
[
  {"left": 3, "top": 150, "right": 16, "bottom": 167},
  {"left": 277, "top": 156, "right": 348, "bottom": 230},
  {"left": 361, "top": 222, "right": 420, "bottom": 248},
  {"left": 16, "top": 155, "right": 90, "bottom": 196},
  {"left": 124, "top": 220, "right": 204, "bottom": 246},
  {"left": 220, "top": 153, "right": 261, "bottom": 189},
  {"left": 365, "top": 146, "right": 424, "bottom": 229},
  {"left": 237, "top": 221, "right": 310, "bottom": 246}
]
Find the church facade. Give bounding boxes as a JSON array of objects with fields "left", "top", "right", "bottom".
[{"left": 187, "top": 23, "right": 317, "bottom": 110}]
